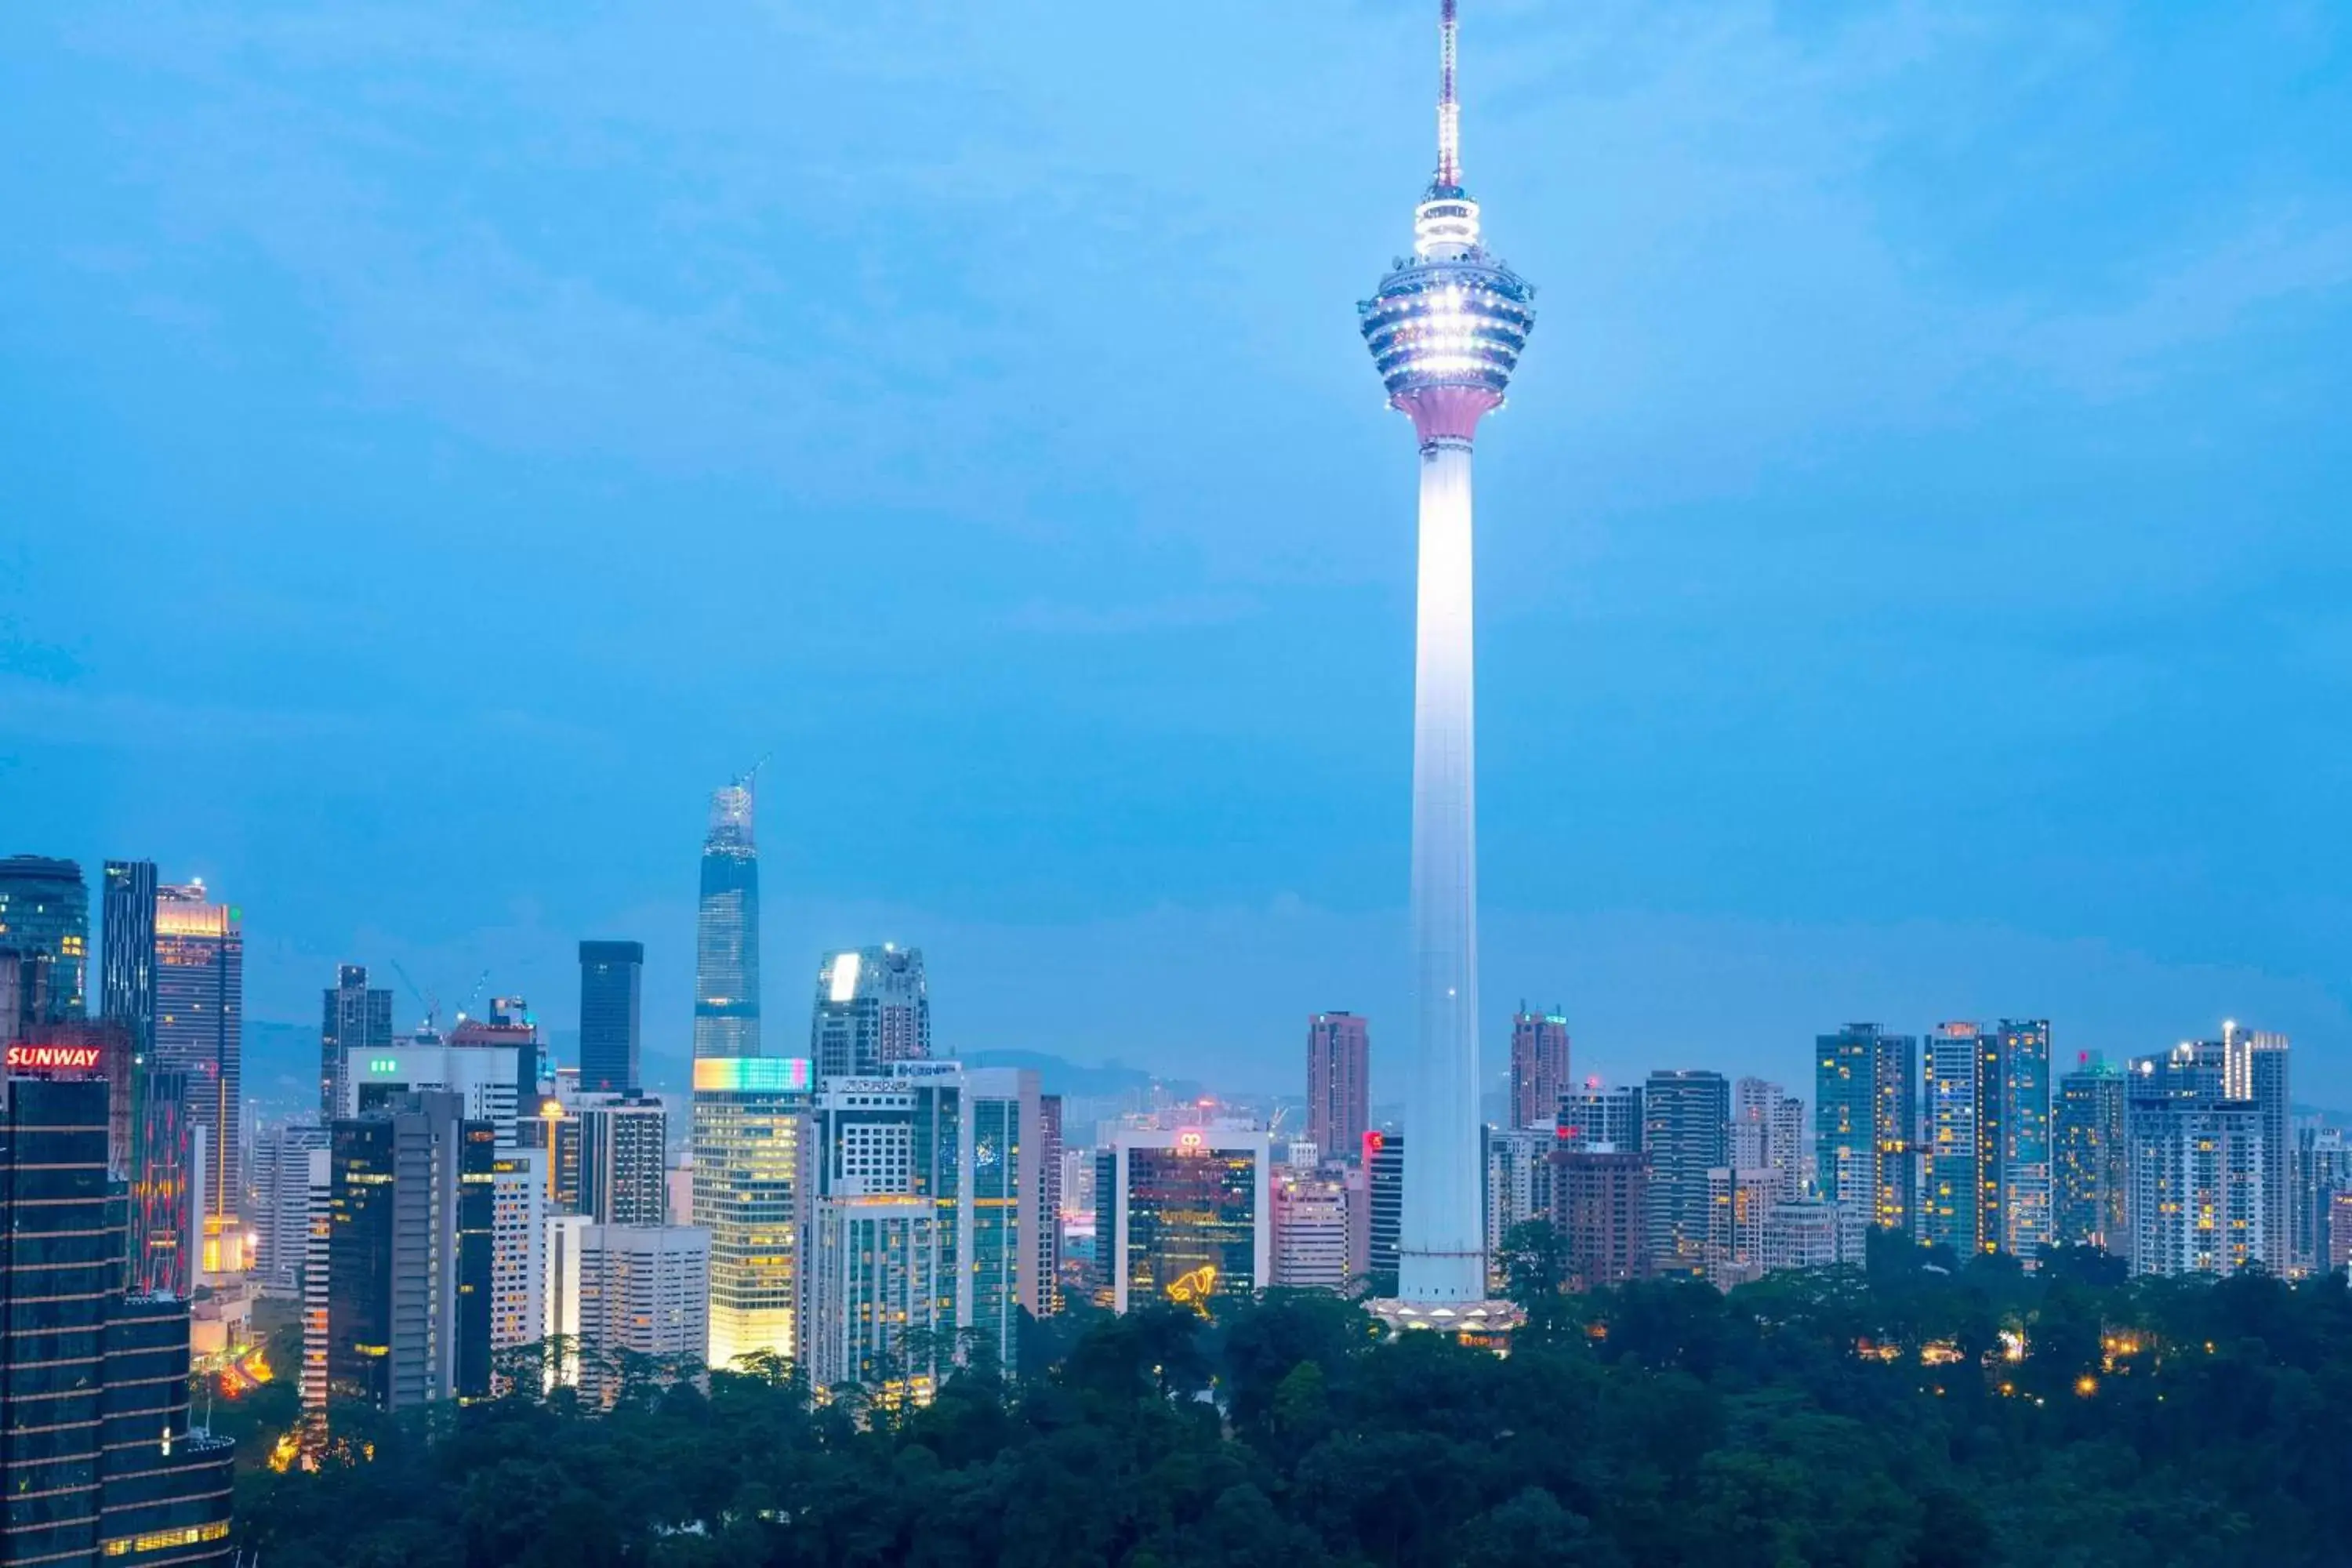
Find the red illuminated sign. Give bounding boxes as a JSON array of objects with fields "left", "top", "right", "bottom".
[{"left": 5, "top": 1043, "right": 103, "bottom": 1072}]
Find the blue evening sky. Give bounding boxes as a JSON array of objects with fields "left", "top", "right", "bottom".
[{"left": 3, "top": 3, "right": 2348, "bottom": 1103}]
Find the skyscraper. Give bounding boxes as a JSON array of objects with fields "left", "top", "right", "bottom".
[
  {"left": 0, "top": 1071, "right": 237, "bottom": 1568},
  {"left": 577, "top": 1091, "right": 668, "bottom": 1226},
  {"left": 693, "top": 779, "right": 762, "bottom": 1059},
  {"left": 1366, "top": 1131, "right": 1404, "bottom": 1298},
  {"left": 809, "top": 946, "right": 931, "bottom": 1080},
  {"left": 1105, "top": 1127, "right": 1270, "bottom": 1315},
  {"left": 1359, "top": 0, "right": 1536, "bottom": 1331},
  {"left": 325, "top": 1091, "right": 495, "bottom": 1414},
  {"left": 1272, "top": 1168, "right": 1352, "bottom": 1291},
  {"left": 1995, "top": 1018, "right": 2053, "bottom": 1258},
  {"left": 1305, "top": 1011, "right": 1370, "bottom": 1166},
  {"left": 2225, "top": 1023, "right": 2292, "bottom": 1275},
  {"left": 100, "top": 860, "right": 158, "bottom": 1058},
  {"left": 319, "top": 964, "right": 392, "bottom": 1122},
  {"left": 1036, "top": 1092, "right": 1065, "bottom": 1315},
  {"left": 545, "top": 1219, "right": 710, "bottom": 1404},
  {"left": 152, "top": 880, "right": 243, "bottom": 1275},
  {"left": 1920, "top": 1022, "right": 1987, "bottom": 1255},
  {"left": 1559, "top": 1083, "right": 1643, "bottom": 1152},
  {"left": 1552, "top": 1147, "right": 1650, "bottom": 1291},
  {"left": 1508, "top": 1007, "right": 1570, "bottom": 1131},
  {"left": 252, "top": 1120, "right": 329, "bottom": 1296},
  {"left": 1643, "top": 1069, "right": 1730, "bottom": 1276},
  {"left": 690, "top": 1056, "right": 812, "bottom": 1372},
  {"left": 2053, "top": 1054, "right": 2128, "bottom": 1254},
  {"left": 0, "top": 854, "right": 89, "bottom": 1021},
  {"left": 2125, "top": 1047, "right": 2266, "bottom": 1279},
  {"left": 447, "top": 997, "right": 540, "bottom": 1147},
  {"left": 578, "top": 940, "right": 645, "bottom": 1094},
  {"left": 1731, "top": 1078, "right": 1805, "bottom": 1203},
  {"left": 1815, "top": 1023, "right": 1917, "bottom": 1235}
]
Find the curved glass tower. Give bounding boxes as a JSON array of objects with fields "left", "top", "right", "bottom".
[
  {"left": 1359, "top": 0, "right": 1535, "bottom": 1328},
  {"left": 692, "top": 779, "right": 762, "bottom": 1058}
]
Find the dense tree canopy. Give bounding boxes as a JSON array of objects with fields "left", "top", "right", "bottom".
[{"left": 230, "top": 1239, "right": 2352, "bottom": 1566}]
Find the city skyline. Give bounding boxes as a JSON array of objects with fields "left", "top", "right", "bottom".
[{"left": 5, "top": 3, "right": 2350, "bottom": 1100}]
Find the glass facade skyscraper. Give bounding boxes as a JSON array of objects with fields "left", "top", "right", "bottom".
[
  {"left": 0, "top": 854, "right": 89, "bottom": 1022},
  {"left": 151, "top": 881, "right": 242, "bottom": 1273},
  {"left": 691, "top": 1056, "right": 811, "bottom": 1371},
  {"left": 1107, "top": 1128, "right": 1269, "bottom": 1314},
  {"left": 100, "top": 860, "right": 158, "bottom": 1059},
  {"left": 810, "top": 946, "right": 930, "bottom": 1079},
  {"left": 693, "top": 781, "right": 761, "bottom": 1059},
  {"left": 1815, "top": 1022, "right": 1918, "bottom": 1235},
  {"left": 577, "top": 940, "right": 644, "bottom": 1094},
  {"left": 319, "top": 964, "right": 392, "bottom": 1122}
]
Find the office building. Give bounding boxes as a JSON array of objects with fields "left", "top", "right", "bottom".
[
  {"left": 318, "top": 964, "right": 392, "bottom": 1123},
  {"left": 809, "top": 946, "right": 931, "bottom": 1080},
  {"left": 1366, "top": 1131, "right": 1404, "bottom": 1297},
  {"left": 578, "top": 940, "right": 645, "bottom": 1094},
  {"left": 693, "top": 779, "right": 762, "bottom": 1058},
  {"left": 1552, "top": 1147, "right": 1650, "bottom": 1291},
  {"left": 448, "top": 998, "right": 540, "bottom": 1147},
  {"left": 324, "top": 1091, "right": 496, "bottom": 1414},
  {"left": 1105, "top": 1127, "right": 1270, "bottom": 1314},
  {"left": 299, "top": 1147, "right": 331, "bottom": 1422},
  {"left": 100, "top": 859, "right": 158, "bottom": 1061},
  {"left": 802, "top": 1063, "right": 1041, "bottom": 1394},
  {"left": 252, "top": 1120, "right": 330, "bottom": 1296},
  {"left": 578, "top": 1091, "right": 668, "bottom": 1226},
  {"left": 1360, "top": 0, "right": 1535, "bottom": 1333},
  {"left": 1272, "top": 1167, "right": 1352, "bottom": 1291},
  {"left": 2053, "top": 1054, "right": 2129, "bottom": 1254},
  {"left": 153, "top": 881, "right": 243, "bottom": 1276},
  {"left": 1644, "top": 1069, "right": 1729, "bottom": 1276},
  {"left": 1, "top": 1070, "right": 236, "bottom": 1568},
  {"left": 546, "top": 1219, "right": 711, "bottom": 1403},
  {"left": 691, "top": 1057, "right": 811, "bottom": 1372},
  {"left": 344, "top": 1039, "right": 521, "bottom": 1142},
  {"left": 1036, "top": 1093, "right": 1065, "bottom": 1315},
  {"left": 1508, "top": 1007, "right": 1570, "bottom": 1131},
  {"left": 530, "top": 1096, "right": 585, "bottom": 1215},
  {"left": 0, "top": 854, "right": 89, "bottom": 1021},
  {"left": 1305, "top": 1011, "right": 1370, "bottom": 1167},
  {"left": 1816, "top": 1023, "right": 1917, "bottom": 1235},
  {"left": 130, "top": 1067, "right": 194, "bottom": 1297},
  {"left": 1559, "top": 1083, "right": 1642, "bottom": 1152}
]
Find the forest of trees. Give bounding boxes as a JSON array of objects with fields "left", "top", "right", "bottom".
[{"left": 220, "top": 1233, "right": 2352, "bottom": 1567}]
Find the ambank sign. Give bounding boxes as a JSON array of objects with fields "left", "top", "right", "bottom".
[
  {"left": 889, "top": 1062, "right": 964, "bottom": 1082},
  {"left": 5, "top": 1043, "right": 103, "bottom": 1073}
]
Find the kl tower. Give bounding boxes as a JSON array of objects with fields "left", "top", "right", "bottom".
[{"left": 1360, "top": 0, "right": 1535, "bottom": 1338}]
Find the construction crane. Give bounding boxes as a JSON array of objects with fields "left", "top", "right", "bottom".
[{"left": 388, "top": 960, "right": 440, "bottom": 1036}]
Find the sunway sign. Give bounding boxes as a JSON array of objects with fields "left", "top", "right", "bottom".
[{"left": 5, "top": 1043, "right": 104, "bottom": 1072}]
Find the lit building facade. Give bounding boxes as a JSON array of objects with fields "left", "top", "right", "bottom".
[
  {"left": 692, "top": 780, "right": 761, "bottom": 1059},
  {"left": 1359, "top": 0, "right": 1535, "bottom": 1328},
  {"left": 2053, "top": 1054, "right": 2129, "bottom": 1254},
  {"left": 809, "top": 946, "right": 931, "bottom": 1080},
  {"left": 578, "top": 1091, "right": 668, "bottom": 1226},
  {"left": 1644, "top": 1069, "right": 1729, "bottom": 1276},
  {"left": 690, "top": 1056, "right": 811, "bottom": 1372},
  {"left": 152, "top": 882, "right": 243, "bottom": 1274},
  {"left": 1508, "top": 1008, "right": 1570, "bottom": 1131},
  {"left": 447, "top": 999, "right": 540, "bottom": 1148},
  {"left": 1272, "top": 1168, "right": 1352, "bottom": 1291},
  {"left": 1705, "top": 1167, "right": 1775, "bottom": 1290},
  {"left": 490, "top": 1147, "right": 548, "bottom": 1381},
  {"left": 100, "top": 859, "right": 158, "bottom": 1061},
  {"left": 1036, "top": 1092, "right": 1065, "bottom": 1315},
  {"left": 1484, "top": 1125, "right": 1555, "bottom": 1268},
  {"left": 1815, "top": 1023, "right": 1917, "bottom": 1235},
  {"left": 546, "top": 1219, "right": 710, "bottom": 1403},
  {"left": 1106, "top": 1128, "right": 1269, "bottom": 1314},
  {"left": 1559, "top": 1083, "right": 1642, "bottom": 1152},
  {"left": 1305, "top": 1011, "right": 1370, "bottom": 1168}
]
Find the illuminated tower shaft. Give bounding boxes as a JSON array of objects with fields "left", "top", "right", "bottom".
[
  {"left": 1360, "top": 0, "right": 1535, "bottom": 1316},
  {"left": 1405, "top": 414, "right": 1484, "bottom": 1302}
]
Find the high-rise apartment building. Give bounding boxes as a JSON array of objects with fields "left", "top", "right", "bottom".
[
  {"left": 1815, "top": 1023, "right": 1917, "bottom": 1235},
  {"left": 546, "top": 1219, "right": 710, "bottom": 1403},
  {"left": 1036, "top": 1093, "right": 1065, "bottom": 1315},
  {"left": 692, "top": 781, "right": 761, "bottom": 1058},
  {"left": 319, "top": 964, "right": 392, "bottom": 1123},
  {"left": 1508, "top": 1008, "right": 1570, "bottom": 1131},
  {"left": 0, "top": 854, "right": 89, "bottom": 1021},
  {"left": 1731, "top": 1078, "right": 1805, "bottom": 1203},
  {"left": 1485, "top": 1126, "right": 1555, "bottom": 1268},
  {"left": 578, "top": 941, "right": 645, "bottom": 1094},
  {"left": 809, "top": 946, "right": 931, "bottom": 1080},
  {"left": 578, "top": 1091, "right": 668, "bottom": 1226},
  {"left": 100, "top": 859, "right": 158, "bottom": 1060},
  {"left": 252, "top": 1120, "right": 330, "bottom": 1295},
  {"left": 2225, "top": 1024, "right": 2292, "bottom": 1275},
  {"left": 2053, "top": 1055, "right": 2129, "bottom": 1254},
  {"left": 1559, "top": 1083, "right": 1643, "bottom": 1152},
  {"left": 324, "top": 1091, "right": 496, "bottom": 1414},
  {"left": 1305, "top": 1012, "right": 1370, "bottom": 1167},
  {"left": 1920, "top": 1023, "right": 1987, "bottom": 1256},
  {"left": 1105, "top": 1127, "right": 1270, "bottom": 1315},
  {"left": 1761, "top": 1196, "right": 1867, "bottom": 1275},
  {"left": 2293, "top": 1127, "right": 2352, "bottom": 1276},
  {"left": 1995, "top": 1019, "right": 2053, "bottom": 1258},
  {"left": 487, "top": 1147, "right": 548, "bottom": 1389},
  {"left": 1704, "top": 1166, "right": 1775, "bottom": 1290},
  {"left": 1552, "top": 1147, "right": 1650, "bottom": 1291},
  {"left": 153, "top": 881, "right": 243, "bottom": 1275},
  {"left": 2125, "top": 1041, "right": 2265, "bottom": 1278},
  {"left": 1644, "top": 1069, "right": 1729, "bottom": 1276},
  {"left": 690, "top": 1056, "right": 811, "bottom": 1372}
]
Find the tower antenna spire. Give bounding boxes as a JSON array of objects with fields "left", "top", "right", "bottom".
[{"left": 1437, "top": 0, "right": 1461, "bottom": 191}]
